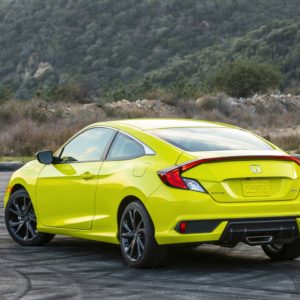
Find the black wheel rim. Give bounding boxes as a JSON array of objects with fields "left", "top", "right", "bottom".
[
  {"left": 121, "top": 208, "right": 145, "bottom": 262},
  {"left": 8, "top": 194, "right": 38, "bottom": 241}
]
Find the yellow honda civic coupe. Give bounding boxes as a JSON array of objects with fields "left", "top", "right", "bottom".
[{"left": 4, "top": 119, "right": 300, "bottom": 267}]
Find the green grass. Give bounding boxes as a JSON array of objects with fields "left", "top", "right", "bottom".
[{"left": 0, "top": 156, "right": 33, "bottom": 163}]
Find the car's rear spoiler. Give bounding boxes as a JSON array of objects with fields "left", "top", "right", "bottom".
[
  {"left": 160, "top": 155, "right": 300, "bottom": 176},
  {"left": 179, "top": 155, "right": 300, "bottom": 171}
]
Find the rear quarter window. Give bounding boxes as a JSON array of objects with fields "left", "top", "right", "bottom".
[{"left": 107, "top": 132, "right": 145, "bottom": 160}]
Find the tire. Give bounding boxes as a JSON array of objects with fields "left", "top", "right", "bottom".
[
  {"left": 119, "top": 201, "right": 166, "bottom": 268},
  {"left": 262, "top": 239, "right": 300, "bottom": 261},
  {"left": 5, "top": 189, "right": 55, "bottom": 246}
]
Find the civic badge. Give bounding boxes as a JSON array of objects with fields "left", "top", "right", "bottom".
[{"left": 250, "top": 165, "right": 262, "bottom": 174}]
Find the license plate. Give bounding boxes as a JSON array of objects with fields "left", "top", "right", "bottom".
[{"left": 242, "top": 180, "right": 271, "bottom": 197}]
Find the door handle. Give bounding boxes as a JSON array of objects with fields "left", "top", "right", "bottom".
[{"left": 80, "top": 172, "right": 94, "bottom": 180}]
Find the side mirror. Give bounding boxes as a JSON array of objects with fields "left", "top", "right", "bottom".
[{"left": 36, "top": 150, "right": 54, "bottom": 165}]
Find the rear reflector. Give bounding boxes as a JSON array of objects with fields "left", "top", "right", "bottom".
[{"left": 179, "top": 221, "right": 187, "bottom": 234}]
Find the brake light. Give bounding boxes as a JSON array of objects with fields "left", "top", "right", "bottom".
[
  {"left": 158, "top": 168, "right": 187, "bottom": 189},
  {"left": 158, "top": 166, "right": 206, "bottom": 192}
]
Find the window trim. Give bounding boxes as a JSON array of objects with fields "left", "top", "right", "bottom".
[
  {"left": 53, "top": 126, "right": 155, "bottom": 164},
  {"left": 54, "top": 126, "right": 118, "bottom": 164},
  {"left": 105, "top": 130, "right": 155, "bottom": 162}
]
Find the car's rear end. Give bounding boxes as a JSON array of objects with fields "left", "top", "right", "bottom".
[{"left": 146, "top": 126, "right": 300, "bottom": 256}]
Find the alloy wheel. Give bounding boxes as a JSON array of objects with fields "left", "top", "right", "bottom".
[
  {"left": 121, "top": 208, "right": 146, "bottom": 262},
  {"left": 7, "top": 194, "right": 38, "bottom": 241}
]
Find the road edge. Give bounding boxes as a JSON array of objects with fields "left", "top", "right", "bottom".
[{"left": 0, "top": 162, "right": 24, "bottom": 172}]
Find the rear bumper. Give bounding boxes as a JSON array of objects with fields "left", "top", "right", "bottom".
[
  {"left": 147, "top": 185, "right": 300, "bottom": 245},
  {"left": 219, "top": 217, "right": 299, "bottom": 246},
  {"left": 155, "top": 217, "right": 300, "bottom": 245}
]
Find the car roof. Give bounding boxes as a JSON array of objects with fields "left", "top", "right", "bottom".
[{"left": 97, "top": 119, "right": 227, "bottom": 131}]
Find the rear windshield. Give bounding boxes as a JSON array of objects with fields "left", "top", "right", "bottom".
[{"left": 149, "top": 127, "right": 273, "bottom": 152}]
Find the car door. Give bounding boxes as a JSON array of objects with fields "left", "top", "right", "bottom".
[
  {"left": 92, "top": 132, "right": 155, "bottom": 233},
  {"left": 36, "top": 127, "right": 117, "bottom": 230}
]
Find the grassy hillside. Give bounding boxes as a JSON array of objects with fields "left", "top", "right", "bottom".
[{"left": 0, "top": 0, "right": 299, "bottom": 99}]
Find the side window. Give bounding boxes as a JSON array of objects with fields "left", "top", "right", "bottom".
[
  {"left": 60, "top": 127, "right": 115, "bottom": 163},
  {"left": 107, "top": 132, "right": 145, "bottom": 161}
]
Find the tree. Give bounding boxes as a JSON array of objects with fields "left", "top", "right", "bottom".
[{"left": 211, "top": 61, "right": 282, "bottom": 98}]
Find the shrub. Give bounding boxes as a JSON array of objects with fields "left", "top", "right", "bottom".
[
  {"left": 0, "top": 86, "right": 12, "bottom": 102},
  {"left": 36, "top": 81, "right": 90, "bottom": 103},
  {"left": 198, "top": 93, "right": 232, "bottom": 116},
  {"left": 271, "top": 134, "right": 300, "bottom": 151},
  {"left": 211, "top": 61, "right": 282, "bottom": 98}
]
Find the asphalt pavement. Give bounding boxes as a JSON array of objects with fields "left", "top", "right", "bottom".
[{"left": 0, "top": 171, "right": 300, "bottom": 300}]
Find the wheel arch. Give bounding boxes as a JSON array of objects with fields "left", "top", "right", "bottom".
[
  {"left": 117, "top": 195, "right": 155, "bottom": 241},
  {"left": 5, "top": 178, "right": 35, "bottom": 208},
  {"left": 117, "top": 195, "right": 140, "bottom": 228},
  {"left": 10, "top": 183, "right": 27, "bottom": 194},
  {"left": 5, "top": 183, "right": 31, "bottom": 208}
]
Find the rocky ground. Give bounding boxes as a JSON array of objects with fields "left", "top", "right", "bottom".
[
  {"left": 104, "top": 93, "right": 300, "bottom": 115},
  {"left": 37, "top": 93, "right": 300, "bottom": 125}
]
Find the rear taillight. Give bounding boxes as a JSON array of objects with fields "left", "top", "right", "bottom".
[
  {"left": 158, "top": 168, "right": 187, "bottom": 189},
  {"left": 158, "top": 166, "right": 206, "bottom": 193}
]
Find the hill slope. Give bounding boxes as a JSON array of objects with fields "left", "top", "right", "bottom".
[{"left": 0, "top": 0, "right": 299, "bottom": 99}]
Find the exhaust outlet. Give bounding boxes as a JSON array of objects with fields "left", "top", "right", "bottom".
[{"left": 246, "top": 235, "right": 273, "bottom": 245}]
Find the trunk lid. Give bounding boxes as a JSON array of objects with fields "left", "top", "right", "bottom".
[{"left": 179, "top": 151, "right": 300, "bottom": 203}]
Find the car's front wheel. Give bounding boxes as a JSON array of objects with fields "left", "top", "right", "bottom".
[
  {"left": 262, "top": 240, "right": 300, "bottom": 260},
  {"left": 119, "top": 201, "right": 166, "bottom": 268},
  {"left": 5, "top": 189, "right": 55, "bottom": 246}
]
